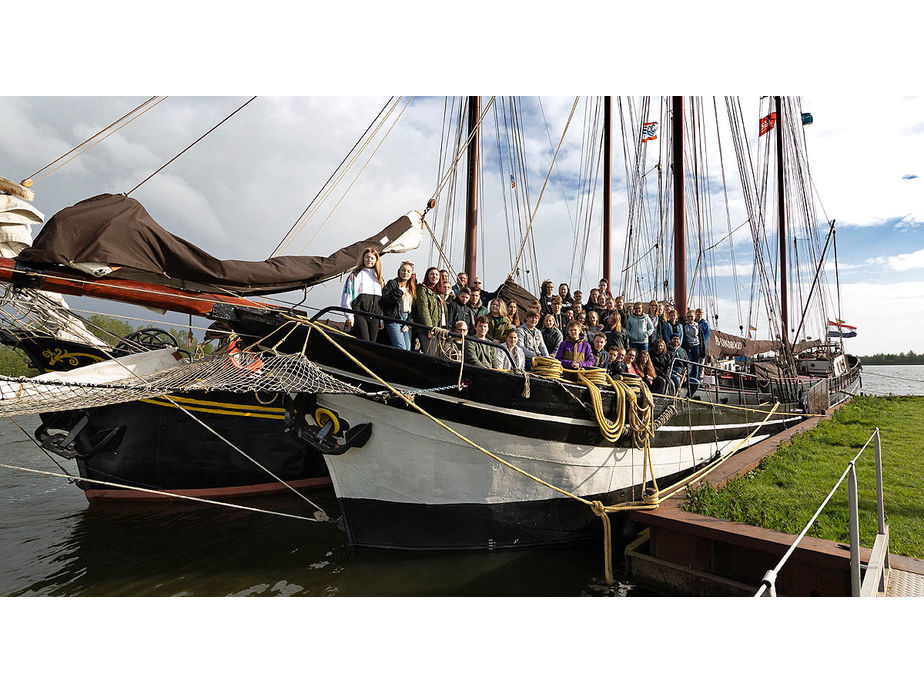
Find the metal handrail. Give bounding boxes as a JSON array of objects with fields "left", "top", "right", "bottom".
[
  {"left": 755, "top": 428, "right": 887, "bottom": 597},
  {"left": 309, "top": 305, "right": 516, "bottom": 367}
]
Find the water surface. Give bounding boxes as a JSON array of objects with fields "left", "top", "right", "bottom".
[{"left": 0, "top": 415, "right": 642, "bottom": 597}]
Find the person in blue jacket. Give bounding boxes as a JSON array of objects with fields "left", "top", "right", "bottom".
[
  {"left": 695, "top": 308, "right": 711, "bottom": 346},
  {"left": 681, "top": 310, "right": 704, "bottom": 396},
  {"left": 661, "top": 308, "right": 683, "bottom": 345}
]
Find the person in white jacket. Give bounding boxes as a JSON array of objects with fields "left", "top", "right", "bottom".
[
  {"left": 498, "top": 328, "right": 526, "bottom": 371},
  {"left": 341, "top": 247, "right": 384, "bottom": 341},
  {"left": 516, "top": 310, "right": 549, "bottom": 370}
]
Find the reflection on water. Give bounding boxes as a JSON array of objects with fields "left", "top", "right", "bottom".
[{"left": 1, "top": 417, "right": 644, "bottom": 597}]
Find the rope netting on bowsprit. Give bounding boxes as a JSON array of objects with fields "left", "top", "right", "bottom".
[{"left": 0, "top": 349, "right": 363, "bottom": 417}]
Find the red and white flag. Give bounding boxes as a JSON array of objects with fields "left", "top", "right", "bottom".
[
  {"left": 759, "top": 113, "right": 777, "bottom": 137},
  {"left": 828, "top": 319, "right": 857, "bottom": 330},
  {"left": 827, "top": 319, "right": 857, "bottom": 338},
  {"left": 641, "top": 122, "right": 659, "bottom": 142}
]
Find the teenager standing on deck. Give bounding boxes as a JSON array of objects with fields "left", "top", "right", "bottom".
[{"left": 342, "top": 247, "right": 384, "bottom": 342}]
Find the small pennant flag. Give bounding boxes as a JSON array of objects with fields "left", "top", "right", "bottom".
[
  {"left": 641, "top": 122, "right": 659, "bottom": 142},
  {"left": 510, "top": 175, "right": 516, "bottom": 189},
  {"left": 827, "top": 319, "right": 857, "bottom": 338},
  {"left": 759, "top": 113, "right": 777, "bottom": 137}
]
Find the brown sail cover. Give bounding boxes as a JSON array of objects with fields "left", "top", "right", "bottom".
[
  {"left": 707, "top": 330, "right": 780, "bottom": 358},
  {"left": 707, "top": 329, "right": 823, "bottom": 359},
  {"left": 17, "top": 194, "right": 414, "bottom": 296},
  {"left": 495, "top": 278, "right": 539, "bottom": 324}
]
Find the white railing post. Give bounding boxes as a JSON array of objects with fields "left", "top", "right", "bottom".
[
  {"left": 848, "top": 461, "right": 861, "bottom": 597},
  {"left": 874, "top": 429, "right": 884, "bottom": 534},
  {"left": 759, "top": 570, "right": 777, "bottom": 597},
  {"left": 755, "top": 428, "right": 882, "bottom": 597},
  {"left": 874, "top": 429, "right": 890, "bottom": 572}
]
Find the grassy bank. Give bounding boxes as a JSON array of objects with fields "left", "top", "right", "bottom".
[{"left": 684, "top": 396, "right": 924, "bottom": 560}]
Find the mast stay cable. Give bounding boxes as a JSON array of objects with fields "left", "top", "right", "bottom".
[
  {"left": 24, "top": 96, "right": 167, "bottom": 187},
  {"left": 127, "top": 97, "right": 257, "bottom": 196}
]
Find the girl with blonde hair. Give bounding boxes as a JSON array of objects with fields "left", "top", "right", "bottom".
[{"left": 381, "top": 259, "right": 417, "bottom": 350}]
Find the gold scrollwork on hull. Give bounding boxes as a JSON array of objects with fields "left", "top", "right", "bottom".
[{"left": 41, "top": 348, "right": 106, "bottom": 368}]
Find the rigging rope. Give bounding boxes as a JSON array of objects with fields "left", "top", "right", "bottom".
[
  {"left": 510, "top": 96, "right": 580, "bottom": 278},
  {"left": 126, "top": 96, "right": 257, "bottom": 195},
  {"left": 271, "top": 96, "right": 395, "bottom": 256},
  {"left": 0, "top": 462, "right": 327, "bottom": 522},
  {"left": 296, "top": 97, "right": 415, "bottom": 255},
  {"left": 282, "top": 97, "right": 406, "bottom": 256},
  {"left": 24, "top": 96, "right": 168, "bottom": 186},
  {"left": 424, "top": 97, "right": 497, "bottom": 213}
]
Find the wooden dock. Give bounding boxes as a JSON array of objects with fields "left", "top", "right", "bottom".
[{"left": 625, "top": 406, "right": 924, "bottom": 597}]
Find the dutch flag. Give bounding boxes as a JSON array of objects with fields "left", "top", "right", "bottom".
[{"left": 827, "top": 319, "right": 857, "bottom": 338}]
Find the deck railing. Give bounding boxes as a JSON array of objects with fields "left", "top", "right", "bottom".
[
  {"left": 309, "top": 305, "right": 515, "bottom": 365},
  {"left": 667, "top": 357, "right": 794, "bottom": 406},
  {"left": 754, "top": 428, "right": 890, "bottom": 597}
]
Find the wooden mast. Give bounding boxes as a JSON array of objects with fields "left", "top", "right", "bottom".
[
  {"left": 603, "top": 96, "right": 612, "bottom": 285},
  {"left": 464, "top": 96, "right": 480, "bottom": 279},
  {"left": 775, "top": 95, "right": 789, "bottom": 349},
  {"left": 672, "top": 96, "right": 686, "bottom": 316}
]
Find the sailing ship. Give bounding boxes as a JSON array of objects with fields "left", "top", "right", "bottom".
[
  {"left": 0, "top": 185, "right": 422, "bottom": 500},
  {"left": 0, "top": 95, "right": 861, "bottom": 550}
]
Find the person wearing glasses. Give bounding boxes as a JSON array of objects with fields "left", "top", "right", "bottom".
[{"left": 468, "top": 276, "right": 496, "bottom": 303}]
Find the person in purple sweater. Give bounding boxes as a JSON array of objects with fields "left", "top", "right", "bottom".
[{"left": 555, "top": 320, "right": 595, "bottom": 368}]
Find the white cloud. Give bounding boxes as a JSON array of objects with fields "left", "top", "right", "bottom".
[
  {"left": 867, "top": 248, "right": 924, "bottom": 272},
  {"left": 834, "top": 280, "right": 924, "bottom": 355},
  {"left": 799, "top": 96, "right": 924, "bottom": 228}
]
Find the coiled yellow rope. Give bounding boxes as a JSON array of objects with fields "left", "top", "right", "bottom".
[{"left": 531, "top": 356, "right": 563, "bottom": 379}]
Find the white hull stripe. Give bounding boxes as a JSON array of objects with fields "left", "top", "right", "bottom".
[{"left": 319, "top": 394, "right": 769, "bottom": 505}]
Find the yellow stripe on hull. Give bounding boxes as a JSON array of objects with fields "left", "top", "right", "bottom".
[{"left": 139, "top": 397, "right": 285, "bottom": 419}]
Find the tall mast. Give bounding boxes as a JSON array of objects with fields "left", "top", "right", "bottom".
[
  {"left": 603, "top": 96, "right": 612, "bottom": 285},
  {"left": 775, "top": 95, "right": 789, "bottom": 349},
  {"left": 464, "top": 96, "right": 480, "bottom": 279},
  {"left": 672, "top": 96, "right": 686, "bottom": 316}
]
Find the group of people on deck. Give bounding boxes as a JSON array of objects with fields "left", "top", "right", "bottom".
[{"left": 341, "top": 247, "right": 711, "bottom": 397}]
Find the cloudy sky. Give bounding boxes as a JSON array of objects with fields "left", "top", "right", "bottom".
[{"left": 2, "top": 93, "right": 922, "bottom": 357}]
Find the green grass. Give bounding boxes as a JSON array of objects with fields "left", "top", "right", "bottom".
[{"left": 684, "top": 396, "right": 924, "bottom": 559}]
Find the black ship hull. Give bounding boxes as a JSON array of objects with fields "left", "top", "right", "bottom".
[{"left": 1, "top": 332, "right": 331, "bottom": 500}]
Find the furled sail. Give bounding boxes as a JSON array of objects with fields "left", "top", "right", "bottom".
[
  {"left": 706, "top": 329, "right": 822, "bottom": 359},
  {"left": 17, "top": 193, "right": 422, "bottom": 296},
  {"left": 0, "top": 194, "right": 108, "bottom": 346}
]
